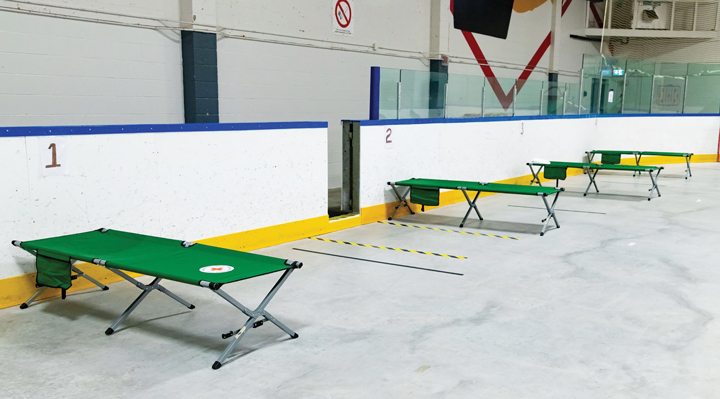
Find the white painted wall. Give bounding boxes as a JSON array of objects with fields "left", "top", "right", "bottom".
[
  {"left": 0, "top": 124, "right": 327, "bottom": 280},
  {"left": 0, "top": 11, "right": 184, "bottom": 126},
  {"left": 359, "top": 115, "right": 720, "bottom": 208}
]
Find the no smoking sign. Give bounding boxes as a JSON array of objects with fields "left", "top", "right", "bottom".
[{"left": 332, "top": 0, "right": 354, "bottom": 36}]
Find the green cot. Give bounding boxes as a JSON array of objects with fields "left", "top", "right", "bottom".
[
  {"left": 586, "top": 150, "right": 693, "bottom": 179},
  {"left": 527, "top": 160, "right": 663, "bottom": 200},
  {"left": 387, "top": 178, "right": 564, "bottom": 236},
  {"left": 12, "top": 228, "right": 303, "bottom": 370}
]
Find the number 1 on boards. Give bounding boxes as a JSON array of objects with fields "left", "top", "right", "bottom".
[{"left": 46, "top": 143, "right": 61, "bottom": 168}]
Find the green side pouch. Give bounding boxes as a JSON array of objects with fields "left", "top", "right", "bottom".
[
  {"left": 601, "top": 153, "right": 622, "bottom": 164},
  {"left": 411, "top": 187, "right": 440, "bottom": 206},
  {"left": 543, "top": 166, "right": 567, "bottom": 181},
  {"left": 36, "top": 251, "right": 73, "bottom": 290}
]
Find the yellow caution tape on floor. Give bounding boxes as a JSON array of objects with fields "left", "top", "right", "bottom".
[
  {"left": 379, "top": 221, "right": 519, "bottom": 240},
  {"left": 308, "top": 237, "right": 467, "bottom": 260}
]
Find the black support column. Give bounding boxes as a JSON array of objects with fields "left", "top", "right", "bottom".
[
  {"left": 429, "top": 59, "right": 448, "bottom": 118},
  {"left": 181, "top": 31, "right": 219, "bottom": 123},
  {"left": 547, "top": 72, "right": 559, "bottom": 115}
]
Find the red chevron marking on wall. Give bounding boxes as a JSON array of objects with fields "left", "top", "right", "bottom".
[{"left": 451, "top": 0, "right": 573, "bottom": 110}]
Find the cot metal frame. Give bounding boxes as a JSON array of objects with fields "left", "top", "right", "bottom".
[
  {"left": 527, "top": 163, "right": 662, "bottom": 201},
  {"left": 12, "top": 239, "right": 302, "bottom": 370},
  {"left": 11, "top": 241, "right": 110, "bottom": 309},
  {"left": 203, "top": 262, "right": 301, "bottom": 370},
  {"left": 387, "top": 183, "right": 415, "bottom": 220},
  {"left": 101, "top": 265, "right": 196, "bottom": 336},
  {"left": 586, "top": 151, "right": 692, "bottom": 179},
  {"left": 100, "top": 258, "right": 302, "bottom": 370},
  {"left": 387, "top": 182, "right": 562, "bottom": 236}
]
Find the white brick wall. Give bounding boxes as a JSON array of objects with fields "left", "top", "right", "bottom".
[{"left": 0, "top": 11, "right": 184, "bottom": 126}]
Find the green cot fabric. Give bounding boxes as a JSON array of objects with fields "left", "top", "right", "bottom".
[
  {"left": 544, "top": 161, "right": 661, "bottom": 172},
  {"left": 601, "top": 153, "right": 622, "bottom": 165},
  {"left": 411, "top": 187, "right": 440, "bottom": 206},
  {"left": 543, "top": 166, "right": 567, "bottom": 180},
  {"left": 20, "top": 230, "right": 292, "bottom": 285},
  {"left": 394, "top": 178, "right": 562, "bottom": 196},
  {"left": 639, "top": 151, "right": 692, "bottom": 157},
  {"left": 590, "top": 150, "right": 637, "bottom": 155},
  {"left": 36, "top": 251, "right": 72, "bottom": 290},
  {"left": 591, "top": 150, "right": 691, "bottom": 157}
]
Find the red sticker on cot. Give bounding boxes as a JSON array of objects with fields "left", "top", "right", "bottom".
[{"left": 199, "top": 265, "right": 235, "bottom": 273}]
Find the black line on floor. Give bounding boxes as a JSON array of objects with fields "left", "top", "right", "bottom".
[
  {"left": 507, "top": 205, "right": 606, "bottom": 215},
  {"left": 292, "top": 248, "right": 464, "bottom": 276}
]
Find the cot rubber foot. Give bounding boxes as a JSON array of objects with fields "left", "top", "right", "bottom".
[
  {"left": 388, "top": 217, "right": 393, "bottom": 220},
  {"left": 19, "top": 303, "right": 28, "bottom": 309},
  {"left": 648, "top": 198, "right": 651, "bottom": 201},
  {"left": 291, "top": 333, "right": 299, "bottom": 339},
  {"left": 459, "top": 224, "right": 464, "bottom": 228},
  {"left": 212, "top": 361, "right": 222, "bottom": 370},
  {"left": 189, "top": 305, "right": 196, "bottom": 309},
  {"left": 105, "top": 328, "right": 114, "bottom": 336},
  {"left": 540, "top": 233, "right": 545, "bottom": 237},
  {"left": 102, "top": 286, "right": 109, "bottom": 291}
]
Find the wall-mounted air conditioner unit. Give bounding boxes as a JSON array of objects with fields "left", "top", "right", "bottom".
[{"left": 634, "top": 1, "right": 669, "bottom": 29}]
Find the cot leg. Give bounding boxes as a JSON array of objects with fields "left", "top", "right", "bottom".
[
  {"left": 104, "top": 271, "right": 195, "bottom": 335},
  {"left": 459, "top": 189, "right": 482, "bottom": 228},
  {"left": 387, "top": 183, "right": 414, "bottom": 220},
  {"left": 105, "top": 277, "right": 159, "bottom": 335},
  {"left": 71, "top": 265, "right": 109, "bottom": 291},
  {"left": 19, "top": 287, "right": 47, "bottom": 309},
  {"left": 584, "top": 169, "right": 600, "bottom": 196},
  {"left": 262, "top": 311, "right": 296, "bottom": 337},
  {"left": 685, "top": 156, "right": 692, "bottom": 179},
  {"left": 210, "top": 268, "right": 297, "bottom": 370},
  {"left": 540, "top": 192, "right": 561, "bottom": 236},
  {"left": 585, "top": 151, "right": 594, "bottom": 164},
  {"left": 648, "top": 169, "right": 661, "bottom": 200},
  {"left": 527, "top": 164, "right": 544, "bottom": 186},
  {"left": 633, "top": 153, "right": 642, "bottom": 176},
  {"left": 156, "top": 284, "right": 195, "bottom": 309}
]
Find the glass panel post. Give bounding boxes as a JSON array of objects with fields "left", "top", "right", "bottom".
[
  {"left": 396, "top": 82, "right": 401, "bottom": 119},
  {"left": 682, "top": 77, "right": 689, "bottom": 114},
  {"left": 481, "top": 86, "right": 486, "bottom": 117},
  {"left": 444, "top": 82, "right": 449, "bottom": 118},
  {"left": 621, "top": 72, "right": 627, "bottom": 114}
]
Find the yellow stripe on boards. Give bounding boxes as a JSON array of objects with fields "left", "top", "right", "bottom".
[
  {"left": 378, "top": 221, "right": 519, "bottom": 240},
  {"left": 308, "top": 237, "right": 466, "bottom": 259}
]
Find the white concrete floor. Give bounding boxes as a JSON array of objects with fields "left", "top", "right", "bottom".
[{"left": 2, "top": 163, "right": 719, "bottom": 398}]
